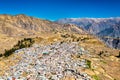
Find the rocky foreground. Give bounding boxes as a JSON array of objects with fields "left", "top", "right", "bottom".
[{"left": 0, "top": 42, "right": 91, "bottom": 80}]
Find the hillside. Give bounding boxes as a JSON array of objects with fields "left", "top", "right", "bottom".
[
  {"left": 0, "top": 14, "right": 86, "bottom": 53},
  {"left": 56, "top": 18, "right": 120, "bottom": 49},
  {"left": 0, "top": 14, "right": 86, "bottom": 36},
  {"left": 0, "top": 14, "right": 120, "bottom": 80},
  {"left": 0, "top": 32, "right": 120, "bottom": 80}
]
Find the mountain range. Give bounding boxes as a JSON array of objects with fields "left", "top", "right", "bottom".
[
  {"left": 56, "top": 18, "right": 120, "bottom": 49},
  {"left": 0, "top": 14, "right": 120, "bottom": 80}
]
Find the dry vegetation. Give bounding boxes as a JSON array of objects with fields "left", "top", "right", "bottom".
[
  {"left": 0, "top": 31, "right": 120, "bottom": 80},
  {"left": 0, "top": 14, "right": 120, "bottom": 80}
]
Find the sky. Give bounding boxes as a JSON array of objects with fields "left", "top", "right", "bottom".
[{"left": 0, "top": 0, "right": 120, "bottom": 20}]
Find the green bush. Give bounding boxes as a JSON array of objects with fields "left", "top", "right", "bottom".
[
  {"left": 92, "top": 75, "right": 99, "bottom": 80},
  {"left": 4, "top": 49, "right": 15, "bottom": 57},
  {"left": 86, "top": 59, "right": 91, "bottom": 69},
  {"left": 0, "top": 54, "right": 3, "bottom": 57},
  {"left": 98, "top": 51, "right": 104, "bottom": 56},
  {"left": 116, "top": 52, "right": 120, "bottom": 58},
  {"left": 61, "top": 34, "right": 70, "bottom": 38},
  {"left": 3, "top": 38, "right": 35, "bottom": 57}
]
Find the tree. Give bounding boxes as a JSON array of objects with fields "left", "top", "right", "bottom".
[{"left": 0, "top": 54, "right": 3, "bottom": 57}]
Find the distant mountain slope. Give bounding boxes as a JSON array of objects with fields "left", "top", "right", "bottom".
[
  {"left": 0, "top": 14, "right": 86, "bottom": 36},
  {"left": 56, "top": 18, "right": 120, "bottom": 49},
  {"left": 56, "top": 18, "right": 120, "bottom": 37}
]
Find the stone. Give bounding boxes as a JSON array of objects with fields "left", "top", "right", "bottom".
[{"left": 1, "top": 42, "right": 91, "bottom": 80}]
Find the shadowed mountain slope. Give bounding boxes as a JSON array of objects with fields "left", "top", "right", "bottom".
[{"left": 56, "top": 18, "right": 120, "bottom": 49}]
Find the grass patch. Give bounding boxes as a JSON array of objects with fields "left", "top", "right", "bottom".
[
  {"left": 100, "top": 60, "right": 107, "bottom": 64},
  {"left": 86, "top": 59, "right": 91, "bottom": 69},
  {"left": 92, "top": 75, "right": 100, "bottom": 80}
]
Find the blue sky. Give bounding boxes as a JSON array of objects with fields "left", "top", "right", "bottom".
[{"left": 0, "top": 0, "right": 120, "bottom": 20}]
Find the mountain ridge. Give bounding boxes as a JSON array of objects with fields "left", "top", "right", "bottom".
[
  {"left": 56, "top": 18, "right": 120, "bottom": 49},
  {"left": 0, "top": 14, "right": 86, "bottom": 36}
]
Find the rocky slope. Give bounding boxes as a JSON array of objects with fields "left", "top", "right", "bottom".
[
  {"left": 0, "top": 14, "right": 86, "bottom": 53},
  {"left": 0, "top": 33, "right": 120, "bottom": 80},
  {"left": 0, "top": 42, "right": 91, "bottom": 80},
  {"left": 56, "top": 18, "right": 120, "bottom": 49}
]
